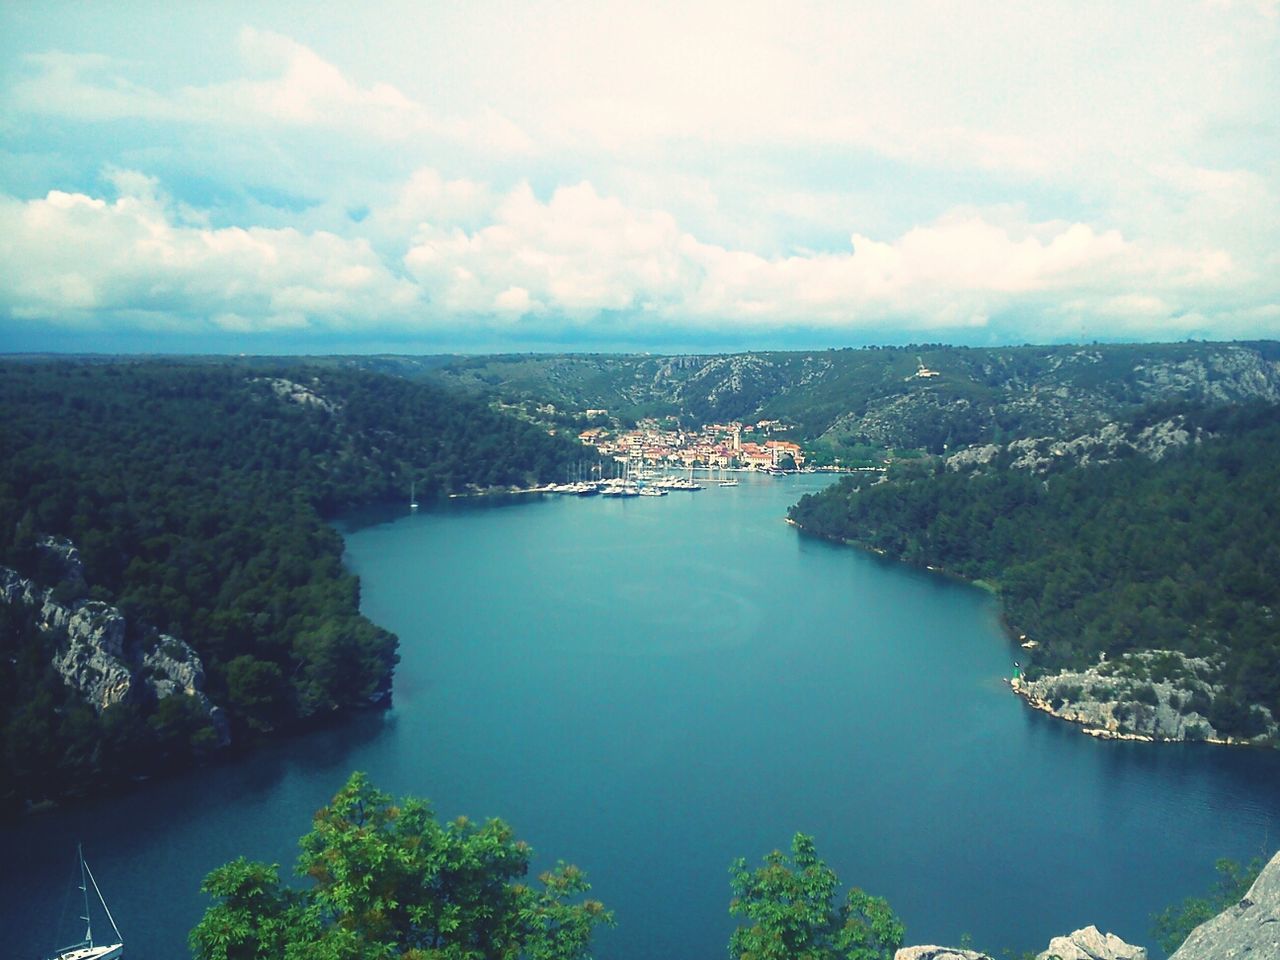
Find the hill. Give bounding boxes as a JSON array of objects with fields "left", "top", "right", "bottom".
[
  {"left": 788, "top": 402, "right": 1280, "bottom": 743},
  {"left": 413, "top": 342, "right": 1280, "bottom": 457},
  {"left": 0, "top": 360, "right": 579, "bottom": 809}
]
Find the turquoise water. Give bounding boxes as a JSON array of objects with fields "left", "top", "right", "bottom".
[{"left": 5, "top": 473, "right": 1280, "bottom": 959}]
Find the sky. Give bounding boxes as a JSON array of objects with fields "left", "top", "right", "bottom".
[{"left": 2, "top": 0, "right": 1278, "bottom": 354}]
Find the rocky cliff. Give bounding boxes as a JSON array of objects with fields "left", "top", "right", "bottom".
[
  {"left": 897, "top": 948, "right": 994, "bottom": 960},
  {"left": 894, "top": 925, "right": 1147, "bottom": 960},
  {"left": 946, "top": 416, "right": 1202, "bottom": 475},
  {"left": 1036, "top": 926, "right": 1148, "bottom": 960},
  {"left": 1011, "top": 651, "right": 1275, "bottom": 744},
  {"left": 0, "top": 539, "right": 229, "bottom": 745},
  {"left": 892, "top": 856, "right": 1280, "bottom": 960},
  {"left": 1168, "top": 849, "right": 1280, "bottom": 960}
]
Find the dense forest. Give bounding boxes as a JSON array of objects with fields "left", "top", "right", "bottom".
[
  {"left": 788, "top": 402, "right": 1280, "bottom": 739},
  {"left": 0, "top": 360, "right": 579, "bottom": 809}
]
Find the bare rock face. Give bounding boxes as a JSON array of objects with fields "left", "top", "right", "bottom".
[
  {"left": 37, "top": 536, "right": 88, "bottom": 597},
  {"left": 259, "top": 376, "right": 338, "bottom": 413},
  {"left": 1, "top": 568, "right": 133, "bottom": 711},
  {"left": 52, "top": 602, "right": 134, "bottom": 711},
  {"left": 896, "top": 947, "right": 993, "bottom": 960},
  {"left": 1013, "top": 651, "right": 1276, "bottom": 744},
  {"left": 1169, "top": 850, "right": 1280, "bottom": 960},
  {"left": 143, "top": 636, "right": 206, "bottom": 698},
  {"left": 143, "top": 636, "right": 231, "bottom": 743},
  {"left": 1134, "top": 347, "right": 1280, "bottom": 405},
  {"left": 1, "top": 558, "right": 229, "bottom": 745},
  {"left": 1037, "top": 925, "right": 1147, "bottom": 960},
  {"left": 947, "top": 417, "right": 1199, "bottom": 475}
]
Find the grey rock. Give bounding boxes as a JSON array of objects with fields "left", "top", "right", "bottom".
[
  {"left": 52, "top": 601, "right": 133, "bottom": 711},
  {"left": 260, "top": 376, "right": 338, "bottom": 413},
  {"left": 37, "top": 536, "right": 88, "bottom": 597},
  {"left": 143, "top": 635, "right": 206, "bottom": 699},
  {"left": 1013, "top": 650, "right": 1277, "bottom": 744},
  {"left": 1, "top": 558, "right": 229, "bottom": 745},
  {"left": 945, "top": 443, "right": 1001, "bottom": 471},
  {"left": 1134, "top": 347, "right": 1280, "bottom": 405},
  {"left": 1169, "top": 849, "right": 1280, "bottom": 960},
  {"left": 897, "top": 947, "right": 993, "bottom": 960},
  {"left": 949, "top": 417, "right": 1199, "bottom": 475},
  {"left": 144, "top": 635, "right": 230, "bottom": 746},
  {"left": 1038, "top": 925, "right": 1147, "bottom": 960},
  {"left": 2, "top": 563, "right": 135, "bottom": 712}
]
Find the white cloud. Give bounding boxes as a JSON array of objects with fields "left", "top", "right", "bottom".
[
  {"left": 403, "top": 182, "right": 700, "bottom": 317},
  {"left": 397, "top": 177, "right": 1252, "bottom": 335},
  {"left": 371, "top": 168, "right": 495, "bottom": 234},
  {"left": 9, "top": 28, "right": 533, "bottom": 156},
  {"left": 2, "top": 165, "right": 1271, "bottom": 345},
  {"left": 0, "top": 174, "right": 420, "bottom": 333}
]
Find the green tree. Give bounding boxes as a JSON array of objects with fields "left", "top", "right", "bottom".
[
  {"left": 729, "top": 833, "right": 904, "bottom": 960},
  {"left": 225, "top": 656, "right": 288, "bottom": 733},
  {"left": 190, "top": 772, "right": 612, "bottom": 960},
  {"left": 1150, "top": 857, "right": 1264, "bottom": 955},
  {"left": 188, "top": 859, "right": 299, "bottom": 960}
]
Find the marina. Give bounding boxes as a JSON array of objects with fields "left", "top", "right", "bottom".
[{"left": 541, "top": 462, "right": 783, "bottom": 497}]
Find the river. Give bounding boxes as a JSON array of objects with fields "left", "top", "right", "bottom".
[{"left": 4, "top": 473, "right": 1280, "bottom": 959}]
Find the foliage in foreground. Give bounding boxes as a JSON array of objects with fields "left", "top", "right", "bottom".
[
  {"left": 728, "top": 833, "right": 904, "bottom": 960},
  {"left": 189, "top": 772, "right": 612, "bottom": 960},
  {"left": 1150, "top": 856, "right": 1264, "bottom": 955},
  {"left": 190, "top": 770, "right": 1267, "bottom": 960}
]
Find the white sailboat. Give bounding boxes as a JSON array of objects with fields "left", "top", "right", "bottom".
[
  {"left": 49, "top": 846, "right": 124, "bottom": 960},
  {"left": 409, "top": 480, "right": 419, "bottom": 511}
]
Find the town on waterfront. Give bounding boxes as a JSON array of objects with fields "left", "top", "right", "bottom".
[{"left": 538, "top": 414, "right": 850, "bottom": 496}]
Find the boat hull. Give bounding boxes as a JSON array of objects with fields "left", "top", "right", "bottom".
[{"left": 54, "top": 944, "right": 123, "bottom": 960}]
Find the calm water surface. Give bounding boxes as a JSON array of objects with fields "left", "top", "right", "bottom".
[{"left": 4, "top": 474, "right": 1280, "bottom": 959}]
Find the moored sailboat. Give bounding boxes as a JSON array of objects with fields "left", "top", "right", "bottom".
[{"left": 49, "top": 846, "right": 123, "bottom": 960}]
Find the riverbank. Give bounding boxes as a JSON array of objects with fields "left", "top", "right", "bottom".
[
  {"left": 786, "top": 518, "right": 1276, "bottom": 747},
  {"left": 1010, "top": 653, "right": 1277, "bottom": 747}
]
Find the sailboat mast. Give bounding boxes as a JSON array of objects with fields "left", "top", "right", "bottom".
[
  {"left": 78, "top": 843, "right": 92, "bottom": 945},
  {"left": 83, "top": 858, "right": 123, "bottom": 944}
]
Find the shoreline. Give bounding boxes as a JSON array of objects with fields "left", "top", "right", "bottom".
[
  {"left": 786, "top": 518, "right": 1268, "bottom": 749},
  {"left": 1008, "top": 681, "right": 1255, "bottom": 747}
]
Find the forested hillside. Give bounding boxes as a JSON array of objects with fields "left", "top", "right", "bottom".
[
  {"left": 788, "top": 403, "right": 1280, "bottom": 739},
  {"left": 414, "top": 341, "right": 1280, "bottom": 455},
  {"left": 0, "top": 361, "right": 578, "bottom": 808}
]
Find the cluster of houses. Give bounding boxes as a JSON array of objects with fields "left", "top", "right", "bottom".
[{"left": 578, "top": 417, "right": 806, "bottom": 470}]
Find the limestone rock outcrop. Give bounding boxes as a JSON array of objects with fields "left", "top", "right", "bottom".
[
  {"left": 946, "top": 417, "right": 1199, "bottom": 475},
  {"left": 143, "top": 635, "right": 229, "bottom": 740},
  {"left": 37, "top": 535, "right": 88, "bottom": 595},
  {"left": 1012, "top": 650, "right": 1276, "bottom": 744},
  {"left": 1037, "top": 925, "right": 1147, "bottom": 960},
  {"left": 896, "top": 947, "right": 993, "bottom": 960},
  {"left": 259, "top": 376, "right": 338, "bottom": 413},
  {"left": 52, "top": 601, "right": 135, "bottom": 711},
  {"left": 0, "top": 557, "right": 229, "bottom": 746},
  {"left": 1169, "top": 850, "right": 1280, "bottom": 960}
]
